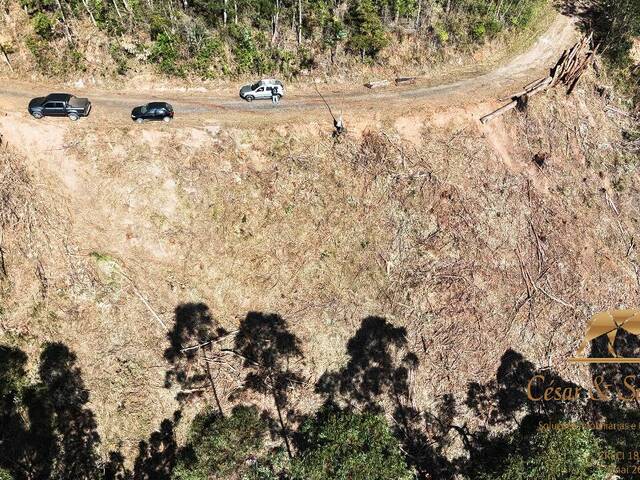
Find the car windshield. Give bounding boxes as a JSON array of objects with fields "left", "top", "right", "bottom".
[
  {"left": 140, "top": 106, "right": 148, "bottom": 114},
  {"left": 251, "top": 82, "right": 260, "bottom": 90}
]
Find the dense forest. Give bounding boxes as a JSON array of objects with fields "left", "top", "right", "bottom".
[
  {"left": 3, "top": 0, "right": 552, "bottom": 77},
  {"left": 1, "top": 0, "right": 637, "bottom": 83}
]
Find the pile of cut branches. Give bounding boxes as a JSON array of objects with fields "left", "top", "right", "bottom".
[{"left": 481, "top": 33, "right": 598, "bottom": 124}]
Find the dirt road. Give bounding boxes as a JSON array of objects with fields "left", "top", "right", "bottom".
[{"left": 0, "top": 14, "right": 576, "bottom": 127}]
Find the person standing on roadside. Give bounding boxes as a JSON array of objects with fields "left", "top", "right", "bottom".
[{"left": 271, "top": 86, "right": 279, "bottom": 106}]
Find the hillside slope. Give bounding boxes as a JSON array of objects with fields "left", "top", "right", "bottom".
[{"left": 1, "top": 57, "right": 639, "bottom": 471}]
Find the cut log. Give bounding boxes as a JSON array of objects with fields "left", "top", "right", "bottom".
[
  {"left": 524, "top": 76, "right": 549, "bottom": 91},
  {"left": 527, "top": 76, "right": 553, "bottom": 96},
  {"left": 364, "top": 80, "right": 390, "bottom": 89},
  {"left": 395, "top": 77, "right": 416, "bottom": 86},
  {"left": 480, "top": 34, "right": 596, "bottom": 124},
  {"left": 480, "top": 100, "right": 518, "bottom": 124},
  {"left": 499, "top": 77, "right": 547, "bottom": 101},
  {"left": 604, "top": 106, "right": 635, "bottom": 118}
]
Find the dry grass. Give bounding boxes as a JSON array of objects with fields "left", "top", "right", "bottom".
[{"left": 0, "top": 72, "right": 639, "bottom": 464}]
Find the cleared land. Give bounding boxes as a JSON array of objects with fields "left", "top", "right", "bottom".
[{"left": 1, "top": 12, "right": 638, "bottom": 466}]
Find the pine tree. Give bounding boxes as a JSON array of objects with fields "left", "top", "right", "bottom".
[
  {"left": 346, "top": 0, "right": 388, "bottom": 60},
  {"left": 292, "top": 408, "right": 414, "bottom": 480}
]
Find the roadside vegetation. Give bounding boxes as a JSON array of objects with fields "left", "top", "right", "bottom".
[
  {"left": 582, "top": 0, "right": 640, "bottom": 108},
  {"left": 0, "top": 0, "right": 550, "bottom": 78}
]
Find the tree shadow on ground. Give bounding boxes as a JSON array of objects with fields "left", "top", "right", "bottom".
[
  {"left": 315, "top": 316, "right": 453, "bottom": 479},
  {"left": 164, "top": 303, "right": 229, "bottom": 411},
  {"left": 132, "top": 411, "right": 181, "bottom": 480},
  {"left": 233, "top": 312, "right": 304, "bottom": 459},
  {"left": 588, "top": 328, "right": 640, "bottom": 391},
  {"left": 36, "top": 342, "right": 101, "bottom": 479},
  {"left": 0, "top": 342, "right": 126, "bottom": 480},
  {"left": 459, "top": 349, "right": 584, "bottom": 478},
  {"left": 316, "top": 316, "right": 408, "bottom": 410},
  {"left": 586, "top": 330, "right": 640, "bottom": 460},
  {"left": 0, "top": 345, "right": 34, "bottom": 479}
]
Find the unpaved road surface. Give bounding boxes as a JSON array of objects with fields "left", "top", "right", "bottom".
[{"left": 0, "top": 14, "right": 576, "bottom": 127}]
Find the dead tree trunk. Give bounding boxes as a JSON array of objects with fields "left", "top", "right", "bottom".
[
  {"left": 120, "top": 0, "right": 133, "bottom": 15},
  {"left": 81, "top": 0, "right": 97, "bottom": 26},
  {"left": 0, "top": 230, "right": 6, "bottom": 279},
  {"left": 297, "top": 0, "right": 302, "bottom": 44},
  {"left": 414, "top": 0, "right": 422, "bottom": 29},
  {"left": 54, "top": 0, "right": 74, "bottom": 44},
  {"left": 271, "top": 0, "right": 280, "bottom": 42},
  {"left": 202, "top": 345, "right": 224, "bottom": 417},
  {"left": 0, "top": 44, "right": 12, "bottom": 72},
  {"left": 274, "top": 391, "right": 293, "bottom": 459},
  {"left": 112, "top": 0, "right": 123, "bottom": 19}
]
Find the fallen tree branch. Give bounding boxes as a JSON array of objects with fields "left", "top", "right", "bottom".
[
  {"left": 180, "top": 329, "right": 239, "bottom": 352},
  {"left": 481, "top": 34, "right": 597, "bottom": 124}
]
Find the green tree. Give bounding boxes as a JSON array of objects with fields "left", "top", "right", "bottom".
[
  {"left": 0, "top": 469, "right": 14, "bottom": 480},
  {"left": 323, "top": 16, "right": 347, "bottom": 63},
  {"left": 592, "top": 0, "right": 640, "bottom": 66},
  {"left": 346, "top": 0, "right": 388, "bottom": 60},
  {"left": 292, "top": 408, "right": 414, "bottom": 480},
  {"left": 478, "top": 426, "right": 614, "bottom": 480},
  {"left": 172, "top": 405, "right": 267, "bottom": 480}
]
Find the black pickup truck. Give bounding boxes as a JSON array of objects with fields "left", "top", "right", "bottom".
[{"left": 28, "top": 93, "right": 92, "bottom": 121}]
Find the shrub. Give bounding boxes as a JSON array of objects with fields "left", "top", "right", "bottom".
[
  {"left": 191, "top": 36, "right": 226, "bottom": 78},
  {"left": 228, "top": 25, "right": 261, "bottom": 74},
  {"left": 150, "top": 32, "right": 182, "bottom": 76},
  {"left": 292, "top": 408, "right": 414, "bottom": 480},
  {"left": 471, "top": 22, "right": 486, "bottom": 41},
  {"left": 32, "top": 12, "right": 54, "bottom": 39},
  {"left": 435, "top": 24, "right": 449, "bottom": 45},
  {"left": 172, "top": 405, "right": 267, "bottom": 480},
  {"left": 109, "top": 43, "right": 129, "bottom": 75},
  {"left": 0, "top": 469, "right": 14, "bottom": 480}
]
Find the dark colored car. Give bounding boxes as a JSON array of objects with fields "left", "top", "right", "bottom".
[
  {"left": 28, "top": 93, "right": 91, "bottom": 121},
  {"left": 131, "top": 102, "right": 174, "bottom": 123}
]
